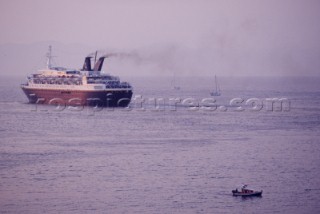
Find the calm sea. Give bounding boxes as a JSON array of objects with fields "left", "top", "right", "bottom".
[{"left": 0, "top": 75, "right": 320, "bottom": 213}]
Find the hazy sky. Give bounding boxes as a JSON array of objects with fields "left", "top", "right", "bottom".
[{"left": 1, "top": 0, "right": 320, "bottom": 76}]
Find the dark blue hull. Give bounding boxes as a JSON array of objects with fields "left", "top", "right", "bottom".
[{"left": 21, "top": 87, "right": 133, "bottom": 107}]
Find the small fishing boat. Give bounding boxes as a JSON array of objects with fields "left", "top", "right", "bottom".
[{"left": 232, "top": 185, "right": 262, "bottom": 197}]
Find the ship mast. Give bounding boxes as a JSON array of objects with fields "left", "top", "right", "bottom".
[
  {"left": 94, "top": 51, "right": 98, "bottom": 64},
  {"left": 46, "top": 45, "right": 53, "bottom": 69}
]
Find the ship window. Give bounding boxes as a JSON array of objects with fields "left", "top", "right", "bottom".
[{"left": 61, "top": 91, "right": 71, "bottom": 94}]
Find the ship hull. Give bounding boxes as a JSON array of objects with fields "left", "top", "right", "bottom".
[{"left": 21, "top": 87, "right": 133, "bottom": 107}]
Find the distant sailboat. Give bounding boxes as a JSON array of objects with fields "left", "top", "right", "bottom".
[
  {"left": 210, "top": 75, "right": 221, "bottom": 96},
  {"left": 172, "top": 71, "right": 180, "bottom": 90}
]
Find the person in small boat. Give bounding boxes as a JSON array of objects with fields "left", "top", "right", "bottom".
[{"left": 241, "top": 185, "right": 248, "bottom": 193}]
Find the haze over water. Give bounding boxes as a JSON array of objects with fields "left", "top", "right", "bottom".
[{"left": 1, "top": 0, "right": 320, "bottom": 77}]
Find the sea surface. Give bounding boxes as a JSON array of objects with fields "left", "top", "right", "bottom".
[{"left": 0, "top": 76, "right": 320, "bottom": 214}]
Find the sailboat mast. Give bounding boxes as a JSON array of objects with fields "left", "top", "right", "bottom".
[{"left": 215, "top": 75, "right": 218, "bottom": 93}]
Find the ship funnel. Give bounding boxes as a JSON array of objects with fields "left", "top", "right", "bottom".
[
  {"left": 93, "top": 57, "right": 106, "bottom": 71},
  {"left": 82, "top": 57, "right": 92, "bottom": 71}
]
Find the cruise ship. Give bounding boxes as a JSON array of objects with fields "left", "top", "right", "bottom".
[{"left": 21, "top": 46, "right": 133, "bottom": 107}]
